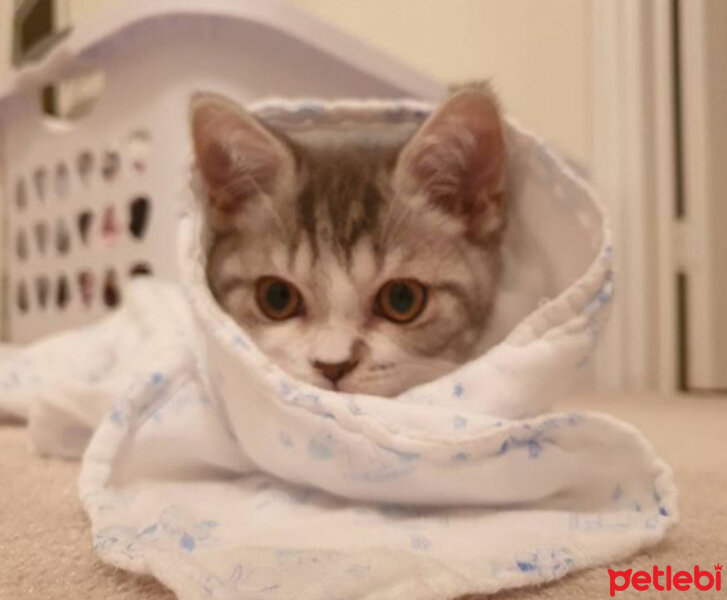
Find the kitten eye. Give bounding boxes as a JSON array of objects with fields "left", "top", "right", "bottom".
[
  {"left": 255, "top": 276, "right": 303, "bottom": 321},
  {"left": 375, "top": 279, "right": 428, "bottom": 324}
]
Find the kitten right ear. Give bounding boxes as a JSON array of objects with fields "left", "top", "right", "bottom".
[
  {"left": 394, "top": 85, "right": 507, "bottom": 241},
  {"left": 190, "top": 93, "right": 295, "bottom": 215}
]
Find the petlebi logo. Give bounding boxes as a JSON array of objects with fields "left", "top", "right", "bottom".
[{"left": 609, "top": 564, "right": 722, "bottom": 596}]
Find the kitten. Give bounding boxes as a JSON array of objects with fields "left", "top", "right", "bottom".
[{"left": 190, "top": 85, "right": 507, "bottom": 397}]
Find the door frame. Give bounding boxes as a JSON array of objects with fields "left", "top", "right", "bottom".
[{"left": 590, "top": 0, "right": 679, "bottom": 392}]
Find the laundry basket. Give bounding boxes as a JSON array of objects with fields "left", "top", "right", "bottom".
[{"left": 0, "top": 0, "right": 443, "bottom": 343}]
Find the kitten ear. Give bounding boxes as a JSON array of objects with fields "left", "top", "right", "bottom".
[
  {"left": 394, "top": 85, "right": 507, "bottom": 239},
  {"left": 190, "top": 93, "right": 295, "bottom": 216}
]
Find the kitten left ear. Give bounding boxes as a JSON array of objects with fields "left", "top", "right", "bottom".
[
  {"left": 394, "top": 86, "right": 507, "bottom": 239},
  {"left": 190, "top": 92, "right": 296, "bottom": 219}
]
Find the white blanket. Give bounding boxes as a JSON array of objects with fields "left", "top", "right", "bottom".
[{"left": 0, "top": 103, "right": 677, "bottom": 599}]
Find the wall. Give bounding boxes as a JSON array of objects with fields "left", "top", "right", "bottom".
[
  {"left": 0, "top": 4, "right": 11, "bottom": 82},
  {"left": 288, "top": 0, "right": 593, "bottom": 167}
]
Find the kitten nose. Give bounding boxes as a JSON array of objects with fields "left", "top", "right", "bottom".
[{"left": 312, "top": 358, "right": 359, "bottom": 384}]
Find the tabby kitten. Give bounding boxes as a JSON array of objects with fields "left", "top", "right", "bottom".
[{"left": 191, "top": 86, "right": 507, "bottom": 397}]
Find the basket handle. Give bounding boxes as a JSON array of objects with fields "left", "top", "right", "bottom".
[
  {"left": 15, "top": 44, "right": 78, "bottom": 89},
  {"left": 12, "top": 37, "right": 107, "bottom": 127}
]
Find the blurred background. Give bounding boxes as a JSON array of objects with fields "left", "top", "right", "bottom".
[{"left": 0, "top": 0, "right": 725, "bottom": 395}]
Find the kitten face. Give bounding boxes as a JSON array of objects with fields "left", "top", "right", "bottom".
[{"left": 192, "top": 87, "right": 507, "bottom": 397}]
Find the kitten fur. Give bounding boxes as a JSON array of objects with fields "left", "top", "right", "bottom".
[{"left": 191, "top": 85, "right": 507, "bottom": 397}]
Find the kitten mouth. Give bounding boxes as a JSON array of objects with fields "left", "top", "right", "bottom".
[
  {"left": 312, "top": 377, "right": 337, "bottom": 392},
  {"left": 321, "top": 378, "right": 349, "bottom": 393}
]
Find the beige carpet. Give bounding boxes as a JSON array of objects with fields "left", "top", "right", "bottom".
[{"left": 1, "top": 393, "right": 726, "bottom": 599}]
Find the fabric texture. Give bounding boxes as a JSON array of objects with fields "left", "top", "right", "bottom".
[
  {"left": 3, "top": 393, "right": 718, "bottom": 600},
  {"left": 0, "top": 100, "right": 676, "bottom": 600}
]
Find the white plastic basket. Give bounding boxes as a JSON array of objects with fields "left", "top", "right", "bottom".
[{"left": 0, "top": 0, "right": 443, "bottom": 343}]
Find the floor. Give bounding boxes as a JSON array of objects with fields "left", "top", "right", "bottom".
[{"left": 1, "top": 393, "right": 726, "bottom": 599}]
